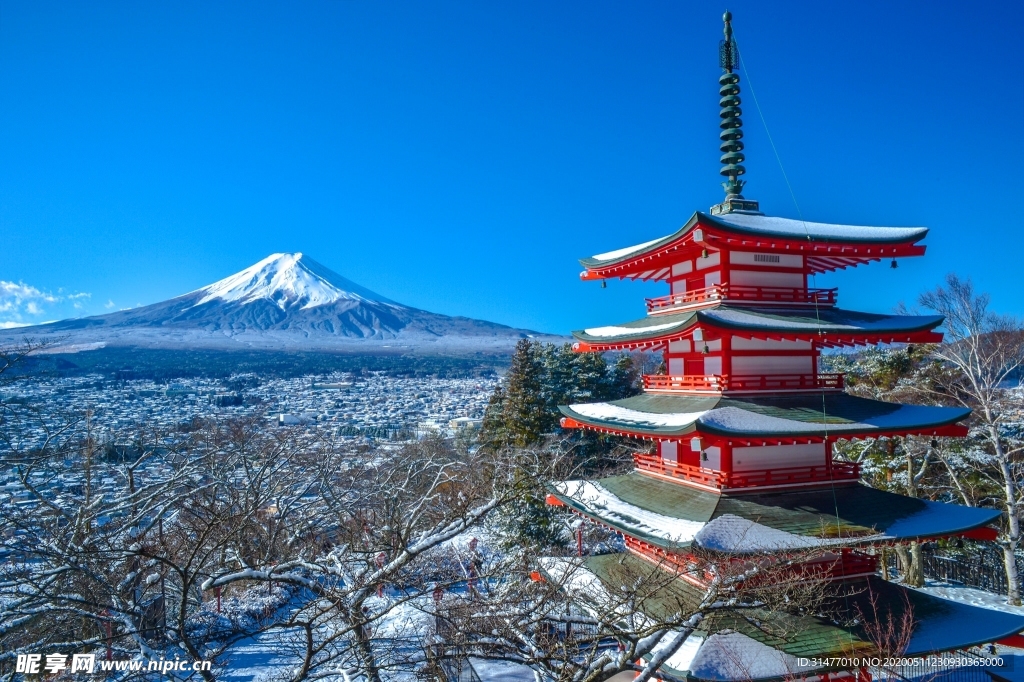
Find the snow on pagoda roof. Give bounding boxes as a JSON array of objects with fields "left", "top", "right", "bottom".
[
  {"left": 553, "top": 480, "right": 706, "bottom": 544},
  {"left": 687, "top": 631, "right": 817, "bottom": 682},
  {"left": 706, "top": 212, "right": 928, "bottom": 243},
  {"left": 560, "top": 393, "right": 970, "bottom": 439},
  {"left": 590, "top": 236, "right": 666, "bottom": 263},
  {"left": 574, "top": 306, "right": 942, "bottom": 345},
  {"left": 548, "top": 472, "right": 999, "bottom": 553},
  {"left": 579, "top": 211, "right": 929, "bottom": 269},
  {"left": 542, "top": 553, "right": 1024, "bottom": 681}
]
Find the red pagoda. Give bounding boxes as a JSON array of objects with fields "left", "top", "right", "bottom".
[{"left": 544, "top": 11, "right": 1024, "bottom": 680}]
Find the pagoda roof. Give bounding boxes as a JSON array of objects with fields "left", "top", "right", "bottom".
[
  {"left": 548, "top": 471, "right": 1000, "bottom": 554},
  {"left": 580, "top": 211, "right": 929, "bottom": 274},
  {"left": 558, "top": 392, "right": 970, "bottom": 441},
  {"left": 573, "top": 305, "right": 943, "bottom": 349},
  {"left": 542, "top": 552, "right": 1024, "bottom": 681}
]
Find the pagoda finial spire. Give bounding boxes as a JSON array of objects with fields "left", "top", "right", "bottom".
[{"left": 711, "top": 10, "right": 761, "bottom": 216}]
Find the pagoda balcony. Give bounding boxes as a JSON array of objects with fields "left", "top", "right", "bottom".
[
  {"left": 643, "top": 372, "right": 845, "bottom": 394},
  {"left": 646, "top": 284, "right": 837, "bottom": 314},
  {"left": 624, "top": 536, "right": 879, "bottom": 585},
  {"left": 633, "top": 452, "right": 861, "bottom": 490}
]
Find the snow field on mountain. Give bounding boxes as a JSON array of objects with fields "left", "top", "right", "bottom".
[{"left": 194, "top": 253, "right": 398, "bottom": 310}]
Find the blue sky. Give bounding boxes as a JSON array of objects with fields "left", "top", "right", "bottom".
[{"left": 1, "top": 0, "right": 1021, "bottom": 334}]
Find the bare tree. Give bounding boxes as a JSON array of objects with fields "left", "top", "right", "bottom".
[
  {"left": 196, "top": 435, "right": 523, "bottom": 682},
  {"left": 919, "top": 274, "right": 1024, "bottom": 603},
  {"left": 431, "top": 530, "right": 832, "bottom": 682},
  {"left": 0, "top": 415, "right": 318, "bottom": 681}
]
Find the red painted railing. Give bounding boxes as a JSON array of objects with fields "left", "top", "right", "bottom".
[
  {"left": 646, "top": 284, "right": 837, "bottom": 313},
  {"left": 642, "top": 374, "right": 726, "bottom": 392},
  {"left": 624, "top": 536, "right": 879, "bottom": 585},
  {"left": 633, "top": 452, "right": 861, "bottom": 489},
  {"left": 643, "top": 373, "right": 844, "bottom": 393}
]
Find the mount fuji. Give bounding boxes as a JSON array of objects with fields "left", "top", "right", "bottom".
[{"left": 3, "top": 253, "right": 561, "bottom": 354}]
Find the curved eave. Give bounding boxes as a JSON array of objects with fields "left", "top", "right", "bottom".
[
  {"left": 559, "top": 404, "right": 701, "bottom": 440},
  {"left": 698, "top": 211, "right": 929, "bottom": 245},
  {"left": 886, "top": 506, "right": 1003, "bottom": 546},
  {"left": 548, "top": 474, "right": 998, "bottom": 556},
  {"left": 579, "top": 214, "right": 700, "bottom": 271},
  {"left": 545, "top": 486, "right": 693, "bottom": 551},
  {"left": 559, "top": 398, "right": 971, "bottom": 442},
  {"left": 571, "top": 308, "right": 944, "bottom": 351},
  {"left": 695, "top": 404, "right": 972, "bottom": 441},
  {"left": 579, "top": 212, "right": 929, "bottom": 280}
]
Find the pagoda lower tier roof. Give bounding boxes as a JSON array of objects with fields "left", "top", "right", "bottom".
[
  {"left": 559, "top": 392, "right": 970, "bottom": 441},
  {"left": 573, "top": 305, "right": 943, "bottom": 349},
  {"left": 541, "top": 552, "right": 1024, "bottom": 682},
  {"left": 548, "top": 472, "right": 1000, "bottom": 554},
  {"left": 580, "top": 211, "right": 929, "bottom": 278}
]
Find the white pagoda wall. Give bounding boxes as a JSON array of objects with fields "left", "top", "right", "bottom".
[
  {"left": 731, "top": 354, "right": 813, "bottom": 375},
  {"left": 730, "top": 269, "right": 803, "bottom": 288},
  {"left": 731, "top": 443, "right": 826, "bottom": 471},
  {"left": 730, "top": 336, "right": 816, "bottom": 376},
  {"left": 660, "top": 440, "right": 677, "bottom": 464},
  {"left": 700, "top": 445, "right": 721, "bottom": 470}
]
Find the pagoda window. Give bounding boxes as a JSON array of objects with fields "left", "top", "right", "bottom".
[
  {"left": 732, "top": 443, "right": 826, "bottom": 471},
  {"left": 730, "top": 251, "right": 804, "bottom": 268},
  {"left": 668, "top": 357, "right": 684, "bottom": 375},
  {"left": 668, "top": 339, "right": 691, "bottom": 353},
  {"left": 704, "top": 270, "right": 722, "bottom": 288}
]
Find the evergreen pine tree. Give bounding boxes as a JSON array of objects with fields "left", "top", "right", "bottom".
[
  {"left": 609, "top": 353, "right": 641, "bottom": 398},
  {"left": 479, "top": 383, "right": 508, "bottom": 452},
  {"left": 499, "top": 339, "right": 548, "bottom": 448}
]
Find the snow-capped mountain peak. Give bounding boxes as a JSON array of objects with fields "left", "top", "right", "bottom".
[{"left": 194, "top": 253, "right": 398, "bottom": 310}]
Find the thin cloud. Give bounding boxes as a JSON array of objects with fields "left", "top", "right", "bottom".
[{"left": 0, "top": 280, "right": 91, "bottom": 326}]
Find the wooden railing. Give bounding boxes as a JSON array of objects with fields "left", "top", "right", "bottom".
[
  {"left": 642, "top": 375, "right": 726, "bottom": 392},
  {"left": 624, "top": 536, "right": 878, "bottom": 586},
  {"left": 633, "top": 452, "right": 861, "bottom": 489},
  {"left": 643, "top": 373, "right": 844, "bottom": 393},
  {"left": 645, "top": 284, "right": 837, "bottom": 313}
]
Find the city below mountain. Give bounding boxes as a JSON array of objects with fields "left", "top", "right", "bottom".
[{"left": 2, "top": 253, "right": 562, "bottom": 355}]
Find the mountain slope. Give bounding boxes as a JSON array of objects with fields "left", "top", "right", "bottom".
[{"left": 4, "top": 253, "right": 561, "bottom": 353}]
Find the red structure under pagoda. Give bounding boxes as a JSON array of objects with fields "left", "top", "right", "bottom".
[{"left": 544, "top": 10, "right": 1024, "bottom": 681}]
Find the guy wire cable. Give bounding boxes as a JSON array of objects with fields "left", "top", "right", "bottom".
[{"left": 735, "top": 35, "right": 859, "bottom": 632}]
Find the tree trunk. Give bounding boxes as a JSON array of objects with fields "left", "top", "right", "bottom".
[
  {"left": 908, "top": 541, "right": 925, "bottom": 588},
  {"left": 1003, "top": 542, "right": 1021, "bottom": 607},
  {"left": 894, "top": 544, "right": 923, "bottom": 587},
  {"left": 995, "top": 428, "right": 1022, "bottom": 605}
]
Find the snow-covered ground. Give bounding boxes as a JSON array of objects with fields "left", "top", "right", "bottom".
[
  {"left": 469, "top": 657, "right": 536, "bottom": 682},
  {"left": 914, "top": 579, "right": 1024, "bottom": 616}
]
